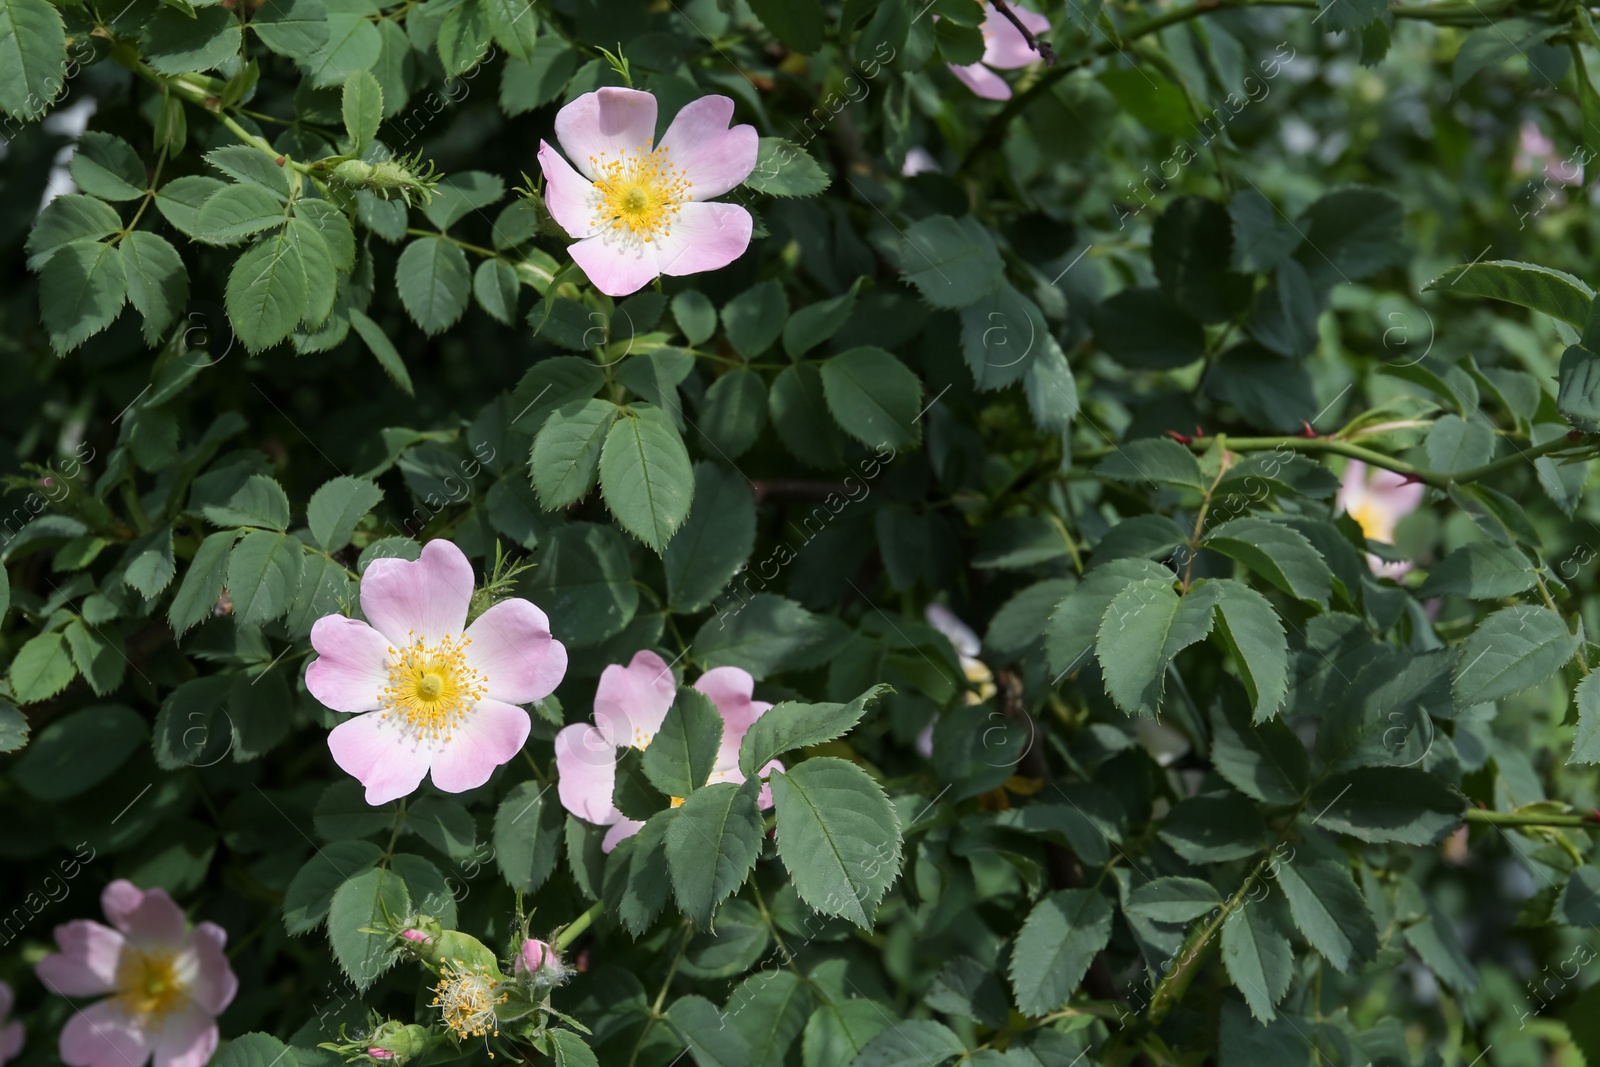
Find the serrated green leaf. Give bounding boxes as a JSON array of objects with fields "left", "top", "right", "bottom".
[
  {"left": 226, "top": 226, "right": 306, "bottom": 352},
  {"left": 341, "top": 69, "right": 383, "bottom": 150},
  {"left": 819, "top": 346, "right": 922, "bottom": 451},
  {"left": 40, "top": 239, "right": 127, "bottom": 354},
  {"left": 770, "top": 757, "right": 900, "bottom": 928},
  {"left": 599, "top": 405, "right": 694, "bottom": 553},
  {"left": 0, "top": 0, "right": 65, "bottom": 120},
  {"left": 283, "top": 840, "right": 382, "bottom": 934},
  {"left": 1454, "top": 604, "right": 1578, "bottom": 706},
  {"left": 328, "top": 866, "right": 409, "bottom": 989},
  {"left": 307, "top": 476, "right": 383, "bottom": 552},
  {"left": 1203, "top": 518, "right": 1333, "bottom": 608},
  {"left": 396, "top": 236, "right": 471, "bottom": 335},
  {"left": 739, "top": 685, "right": 889, "bottom": 779},
  {"left": 900, "top": 215, "right": 1002, "bottom": 310},
  {"left": 1095, "top": 579, "right": 1216, "bottom": 717},
  {"left": 643, "top": 687, "right": 723, "bottom": 798},
  {"left": 1008, "top": 889, "right": 1114, "bottom": 1016},
  {"left": 666, "top": 780, "right": 764, "bottom": 926},
  {"left": 227, "top": 530, "right": 304, "bottom": 626},
  {"left": 532, "top": 398, "right": 617, "bottom": 510}
]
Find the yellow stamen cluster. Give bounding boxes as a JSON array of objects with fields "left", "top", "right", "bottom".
[
  {"left": 380, "top": 631, "right": 486, "bottom": 743},
  {"left": 115, "top": 949, "right": 187, "bottom": 1020},
  {"left": 431, "top": 958, "right": 507, "bottom": 1046},
  {"left": 1350, "top": 499, "right": 1391, "bottom": 542},
  {"left": 588, "top": 142, "right": 693, "bottom": 244}
]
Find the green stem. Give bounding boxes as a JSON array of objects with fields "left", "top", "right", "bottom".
[
  {"left": 1146, "top": 853, "right": 1273, "bottom": 1024},
  {"left": 552, "top": 901, "right": 605, "bottom": 950},
  {"left": 1464, "top": 808, "right": 1600, "bottom": 829}
]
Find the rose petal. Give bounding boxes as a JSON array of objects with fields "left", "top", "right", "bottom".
[
  {"left": 658, "top": 95, "right": 759, "bottom": 201},
  {"left": 100, "top": 881, "right": 145, "bottom": 932},
  {"left": 306, "top": 616, "right": 390, "bottom": 713},
  {"left": 555, "top": 723, "right": 621, "bottom": 825},
  {"left": 653, "top": 201, "right": 753, "bottom": 279},
  {"left": 37, "top": 921, "right": 123, "bottom": 997},
  {"left": 463, "top": 598, "right": 567, "bottom": 704},
  {"left": 0, "top": 979, "right": 12, "bottom": 1018},
  {"left": 924, "top": 603, "right": 981, "bottom": 659},
  {"left": 695, "top": 666, "right": 769, "bottom": 740},
  {"left": 359, "top": 540, "right": 474, "bottom": 647},
  {"left": 327, "top": 714, "right": 433, "bottom": 805},
  {"left": 983, "top": 2, "right": 1050, "bottom": 69},
  {"left": 117, "top": 887, "right": 187, "bottom": 950},
  {"left": 555, "top": 88, "right": 659, "bottom": 181},
  {"left": 181, "top": 923, "right": 236, "bottom": 1016},
  {"left": 602, "top": 818, "right": 644, "bottom": 852},
  {"left": 568, "top": 234, "right": 661, "bottom": 298},
  {"left": 594, "top": 650, "right": 677, "bottom": 749},
  {"left": 949, "top": 62, "right": 1012, "bottom": 100},
  {"left": 537, "top": 141, "right": 597, "bottom": 239},
  {"left": 429, "top": 699, "right": 530, "bottom": 794},
  {"left": 58, "top": 1001, "right": 149, "bottom": 1067},
  {"left": 150, "top": 1009, "right": 216, "bottom": 1067},
  {"left": 1, "top": 1020, "right": 23, "bottom": 1063}
]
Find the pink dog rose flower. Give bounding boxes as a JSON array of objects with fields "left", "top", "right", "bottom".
[
  {"left": 306, "top": 539, "right": 568, "bottom": 804},
  {"left": 1337, "top": 459, "right": 1425, "bottom": 578},
  {"left": 948, "top": 3, "right": 1052, "bottom": 101},
  {"left": 0, "top": 981, "right": 23, "bottom": 1066},
  {"left": 36, "top": 881, "right": 237, "bottom": 1067},
  {"left": 554, "top": 651, "right": 783, "bottom": 851},
  {"left": 537, "top": 87, "right": 758, "bottom": 297}
]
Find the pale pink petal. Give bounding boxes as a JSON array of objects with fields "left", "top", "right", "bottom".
[
  {"left": 150, "top": 1009, "right": 215, "bottom": 1067},
  {"left": 901, "top": 147, "right": 940, "bottom": 177},
  {"left": 327, "top": 714, "right": 434, "bottom": 805},
  {"left": 537, "top": 141, "right": 597, "bottom": 239},
  {"left": 180, "top": 923, "right": 236, "bottom": 1016},
  {"left": 594, "top": 651, "right": 677, "bottom": 748},
  {"left": 0, "top": 980, "right": 11, "bottom": 1018},
  {"left": 658, "top": 95, "right": 759, "bottom": 201},
  {"left": 555, "top": 723, "right": 621, "bottom": 825},
  {"left": 306, "top": 616, "right": 390, "bottom": 713},
  {"left": 359, "top": 539, "right": 474, "bottom": 646},
  {"left": 602, "top": 818, "right": 644, "bottom": 853},
  {"left": 925, "top": 604, "right": 981, "bottom": 659},
  {"left": 653, "top": 201, "right": 753, "bottom": 279},
  {"left": 1366, "top": 467, "right": 1426, "bottom": 517},
  {"left": 1336, "top": 459, "right": 1370, "bottom": 516},
  {"left": 915, "top": 721, "right": 935, "bottom": 759},
  {"left": 568, "top": 234, "right": 661, "bottom": 298},
  {"left": 755, "top": 759, "right": 782, "bottom": 808},
  {"left": 59, "top": 1001, "right": 149, "bottom": 1067},
  {"left": 463, "top": 599, "right": 567, "bottom": 704},
  {"left": 555, "top": 88, "right": 659, "bottom": 181},
  {"left": 37, "top": 921, "right": 123, "bottom": 996},
  {"left": 949, "top": 62, "right": 1012, "bottom": 100},
  {"left": 0, "top": 1020, "right": 22, "bottom": 1062},
  {"left": 116, "top": 888, "right": 186, "bottom": 951},
  {"left": 101, "top": 881, "right": 145, "bottom": 932},
  {"left": 983, "top": 3, "right": 1050, "bottom": 69},
  {"left": 695, "top": 666, "right": 769, "bottom": 739},
  {"left": 428, "top": 699, "right": 530, "bottom": 793}
]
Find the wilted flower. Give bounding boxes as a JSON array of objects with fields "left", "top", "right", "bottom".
[
  {"left": 431, "top": 958, "right": 506, "bottom": 1044},
  {"left": 537, "top": 88, "right": 758, "bottom": 296},
  {"left": 305, "top": 539, "right": 568, "bottom": 804},
  {"left": 947, "top": 3, "right": 1052, "bottom": 101},
  {"left": 37, "top": 881, "right": 237, "bottom": 1067},
  {"left": 554, "top": 651, "right": 783, "bottom": 850},
  {"left": 1337, "top": 459, "right": 1425, "bottom": 577},
  {"left": 0, "top": 981, "right": 23, "bottom": 1067}
]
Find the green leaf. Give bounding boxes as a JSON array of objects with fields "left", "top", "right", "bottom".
[
  {"left": 120, "top": 231, "right": 188, "bottom": 344},
  {"left": 1097, "top": 67, "right": 1192, "bottom": 137},
  {"left": 307, "top": 477, "right": 383, "bottom": 552},
  {"left": 783, "top": 279, "right": 862, "bottom": 358},
  {"left": 803, "top": 1001, "right": 891, "bottom": 1066},
  {"left": 1008, "top": 889, "right": 1114, "bottom": 1016},
  {"left": 1152, "top": 196, "right": 1252, "bottom": 324},
  {"left": 1425, "top": 259, "right": 1593, "bottom": 329},
  {"left": 152, "top": 675, "right": 232, "bottom": 770},
  {"left": 738, "top": 685, "right": 889, "bottom": 780},
  {"left": 283, "top": 840, "right": 383, "bottom": 934},
  {"left": 348, "top": 308, "right": 414, "bottom": 396},
  {"left": 396, "top": 236, "right": 471, "bottom": 335},
  {"left": 664, "top": 462, "right": 755, "bottom": 613},
  {"left": 745, "top": 136, "right": 830, "bottom": 196},
  {"left": 40, "top": 240, "right": 127, "bottom": 354},
  {"left": 328, "top": 867, "right": 409, "bottom": 989},
  {"left": 532, "top": 398, "right": 618, "bottom": 510},
  {"left": 528, "top": 522, "right": 638, "bottom": 648},
  {"left": 721, "top": 278, "right": 788, "bottom": 358},
  {"left": 545, "top": 1030, "right": 600, "bottom": 1067},
  {"left": 1044, "top": 558, "right": 1173, "bottom": 677},
  {"left": 1220, "top": 891, "right": 1294, "bottom": 1023},
  {"left": 1571, "top": 672, "right": 1600, "bottom": 765},
  {"left": 672, "top": 290, "right": 717, "bottom": 346},
  {"left": 422, "top": 171, "right": 505, "bottom": 230},
  {"left": 1425, "top": 413, "right": 1494, "bottom": 474},
  {"left": 124, "top": 527, "right": 176, "bottom": 599},
  {"left": 8, "top": 631, "right": 76, "bottom": 704},
  {"left": 1562, "top": 866, "right": 1600, "bottom": 927},
  {"left": 1274, "top": 856, "right": 1377, "bottom": 973},
  {"left": 667, "top": 996, "right": 751, "bottom": 1067},
  {"left": 1092, "top": 287, "right": 1206, "bottom": 369},
  {"left": 1418, "top": 541, "right": 1536, "bottom": 600},
  {"left": 1094, "top": 437, "right": 1205, "bottom": 489},
  {"left": 727, "top": 970, "right": 813, "bottom": 1067},
  {"left": 1159, "top": 794, "right": 1267, "bottom": 862},
  {"left": 1203, "top": 517, "right": 1333, "bottom": 608},
  {"left": 770, "top": 757, "right": 900, "bottom": 928},
  {"left": 315, "top": 779, "right": 395, "bottom": 840},
  {"left": 644, "top": 686, "right": 723, "bottom": 798},
  {"left": 203, "top": 473, "right": 291, "bottom": 529},
  {"left": 474, "top": 258, "right": 520, "bottom": 325},
  {"left": 851, "top": 1021, "right": 966, "bottom": 1067},
  {"left": 409, "top": 795, "right": 477, "bottom": 859},
  {"left": 27, "top": 195, "right": 122, "bottom": 269},
  {"left": 820, "top": 346, "right": 922, "bottom": 451},
  {"left": 227, "top": 226, "right": 306, "bottom": 352},
  {"left": 1296, "top": 185, "right": 1406, "bottom": 287},
  {"left": 341, "top": 69, "right": 383, "bottom": 150},
  {"left": 0, "top": 701, "right": 27, "bottom": 754},
  {"left": 1208, "top": 685, "right": 1308, "bottom": 805},
  {"left": 1453, "top": 604, "right": 1579, "bottom": 707},
  {"left": 900, "top": 215, "right": 1003, "bottom": 310},
  {"left": 169, "top": 530, "right": 238, "bottom": 636},
  {"left": 437, "top": 0, "right": 490, "bottom": 75},
  {"left": 227, "top": 530, "right": 305, "bottom": 626},
  {"left": 71, "top": 132, "right": 147, "bottom": 201},
  {"left": 251, "top": 0, "right": 328, "bottom": 57},
  {"left": 1559, "top": 343, "right": 1600, "bottom": 433},
  {"left": 205, "top": 146, "right": 294, "bottom": 199},
  {"left": 214, "top": 1034, "right": 297, "bottom": 1067},
  {"left": 666, "top": 780, "right": 764, "bottom": 926},
  {"left": 293, "top": 198, "right": 355, "bottom": 270},
  {"left": 143, "top": 5, "right": 243, "bottom": 75},
  {"left": 746, "top": 0, "right": 823, "bottom": 52},
  {"left": 0, "top": 0, "right": 64, "bottom": 120},
  {"left": 1307, "top": 767, "right": 1465, "bottom": 844},
  {"left": 959, "top": 281, "right": 1045, "bottom": 389},
  {"left": 1452, "top": 18, "right": 1562, "bottom": 88},
  {"left": 1211, "top": 579, "right": 1289, "bottom": 721},
  {"left": 493, "top": 780, "right": 563, "bottom": 894},
  {"left": 691, "top": 593, "right": 827, "bottom": 679},
  {"left": 484, "top": 0, "right": 536, "bottom": 59},
  {"left": 770, "top": 363, "right": 845, "bottom": 468},
  {"left": 605, "top": 807, "right": 675, "bottom": 935},
  {"left": 300, "top": 2, "right": 381, "bottom": 87},
  {"left": 13, "top": 704, "right": 143, "bottom": 799},
  {"left": 64, "top": 620, "right": 125, "bottom": 697},
  {"left": 1125, "top": 877, "right": 1222, "bottom": 924},
  {"left": 599, "top": 405, "right": 695, "bottom": 553},
  {"left": 699, "top": 368, "right": 768, "bottom": 459},
  {"left": 1095, "top": 579, "right": 1217, "bottom": 717}
]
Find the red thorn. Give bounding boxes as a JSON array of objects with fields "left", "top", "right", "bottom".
[
  {"left": 1194, "top": 424, "right": 1206, "bottom": 439},
  {"left": 1166, "top": 430, "right": 1192, "bottom": 445},
  {"left": 1586, "top": 809, "right": 1600, "bottom": 824},
  {"left": 1571, "top": 430, "right": 1588, "bottom": 441},
  {"left": 1300, "top": 419, "right": 1320, "bottom": 438},
  {"left": 275, "top": 156, "right": 287, "bottom": 166}
]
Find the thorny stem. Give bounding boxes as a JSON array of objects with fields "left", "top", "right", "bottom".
[{"left": 1182, "top": 438, "right": 1230, "bottom": 589}]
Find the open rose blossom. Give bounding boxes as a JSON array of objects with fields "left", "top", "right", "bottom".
[
  {"left": 537, "top": 87, "right": 758, "bottom": 297},
  {"left": 1337, "top": 459, "right": 1425, "bottom": 578},
  {"left": 306, "top": 539, "right": 568, "bottom": 804},
  {"left": 948, "top": 3, "right": 1052, "bottom": 101},
  {"left": 0, "top": 981, "right": 22, "bottom": 1066},
  {"left": 554, "top": 650, "right": 783, "bottom": 850},
  {"left": 36, "top": 881, "right": 236, "bottom": 1067}
]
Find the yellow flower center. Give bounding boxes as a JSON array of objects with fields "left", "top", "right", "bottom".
[
  {"left": 1350, "top": 499, "right": 1392, "bottom": 543},
  {"left": 432, "top": 959, "right": 506, "bottom": 1042},
  {"left": 670, "top": 796, "right": 684, "bottom": 808},
  {"left": 381, "top": 632, "right": 487, "bottom": 744},
  {"left": 588, "top": 143, "right": 693, "bottom": 244},
  {"left": 115, "top": 949, "right": 186, "bottom": 1020}
]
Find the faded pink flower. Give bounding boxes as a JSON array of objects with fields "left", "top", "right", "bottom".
[
  {"left": 948, "top": 3, "right": 1052, "bottom": 101},
  {"left": 306, "top": 539, "right": 568, "bottom": 805},
  {"left": 537, "top": 87, "right": 758, "bottom": 297},
  {"left": 36, "top": 881, "right": 236, "bottom": 1067},
  {"left": 0, "top": 981, "right": 23, "bottom": 1066},
  {"left": 554, "top": 651, "right": 783, "bottom": 851},
  {"left": 1337, "top": 459, "right": 1425, "bottom": 578}
]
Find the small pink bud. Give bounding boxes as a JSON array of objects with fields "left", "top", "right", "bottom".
[
  {"left": 515, "top": 938, "right": 554, "bottom": 976},
  {"left": 401, "top": 929, "right": 432, "bottom": 944},
  {"left": 368, "top": 1050, "right": 393, "bottom": 1060}
]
